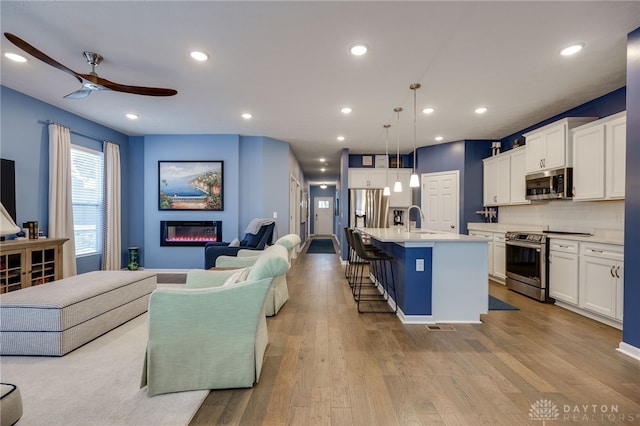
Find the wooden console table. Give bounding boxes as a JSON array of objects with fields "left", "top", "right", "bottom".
[{"left": 0, "top": 238, "right": 67, "bottom": 293}]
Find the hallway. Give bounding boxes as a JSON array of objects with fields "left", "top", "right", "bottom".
[{"left": 190, "top": 240, "right": 640, "bottom": 425}]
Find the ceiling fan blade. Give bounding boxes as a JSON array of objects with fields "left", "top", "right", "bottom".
[
  {"left": 4, "top": 32, "right": 82, "bottom": 83},
  {"left": 64, "top": 88, "right": 93, "bottom": 99},
  {"left": 98, "top": 78, "right": 178, "bottom": 97}
]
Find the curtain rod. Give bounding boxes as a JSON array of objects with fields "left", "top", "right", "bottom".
[{"left": 38, "top": 120, "right": 104, "bottom": 143}]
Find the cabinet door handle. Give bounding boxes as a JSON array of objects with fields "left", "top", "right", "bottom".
[
  {"left": 615, "top": 265, "right": 620, "bottom": 279},
  {"left": 559, "top": 245, "right": 569, "bottom": 249},
  {"left": 590, "top": 249, "right": 604, "bottom": 254},
  {"left": 610, "top": 265, "right": 616, "bottom": 277}
]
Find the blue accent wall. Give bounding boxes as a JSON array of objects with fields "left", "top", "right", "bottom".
[
  {"left": 1, "top": 86, "right": 131, "bottom": 273},
  {"left": 415, "top": 139, "right": 493, "bottom": 233},
  {"left": 623, "top": 27, "right": 640, "bottom": 349},
  {"left": 500, "top": 87, "right": 627, "bottom": 151},
  {"left": 142, "top": 134, "right": 241, "bottom": 269}
]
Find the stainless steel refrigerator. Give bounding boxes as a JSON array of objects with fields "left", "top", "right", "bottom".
[{"left": 349, "top": 189, "right": 390, "bottom": 228}]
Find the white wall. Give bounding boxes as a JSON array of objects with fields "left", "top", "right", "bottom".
[{"left": 499, "top": 200, "right": 624, "bottom": 235}]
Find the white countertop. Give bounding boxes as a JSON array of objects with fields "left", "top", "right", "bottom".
[
  {"left": 359, "top": 227, "right": 490, "bottom": 244},
  {"left": 467, "top": 222, "right": 548, "bottom": 233},
  {"left": 466, "top": 222, "right": 624, "bottom": 245}
]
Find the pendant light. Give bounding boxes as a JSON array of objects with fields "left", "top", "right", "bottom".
[
  {"left": 409, "top": 83, "right": 421, "bottom": 188},
  {"left": 393, "top": 107, "right": 403, "bottom": 192},
  {"left": 383, "top": 124, "right": 391, "bottom": 196}
]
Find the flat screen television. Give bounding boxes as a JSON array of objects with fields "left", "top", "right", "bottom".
[{"left": 1, "top": 158, "right": 17, "bottom": 223}]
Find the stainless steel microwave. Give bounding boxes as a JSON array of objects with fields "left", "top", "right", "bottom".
[{"left": 525, "top": 167, "right": 573, "bottom": 200}]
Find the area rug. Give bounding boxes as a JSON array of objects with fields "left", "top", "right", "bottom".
[
  {"left": 0, "top": 313, "right": 207, "bottom": 426},
  {"left": 307, "top": 238, "right": 336, "bottom": 253},
  {"left": 489, "top": 295, "right": 519, "bottom": 310}
]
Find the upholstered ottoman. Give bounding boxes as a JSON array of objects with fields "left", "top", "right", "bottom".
[
  {"left": 0, "top": 270, "right": 157, "bottom": 356},
  {"left": 0, "top": 383, "right": 22, "bottom": 425}
]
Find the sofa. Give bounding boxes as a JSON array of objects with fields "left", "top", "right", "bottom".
[
  {"left": 141, "top": 244, "right": 289, "bottom": 396},
  {"left": 204, "top": 221, "right": 275, "bottom": 269}
]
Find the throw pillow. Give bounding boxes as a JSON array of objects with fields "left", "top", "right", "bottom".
[
  {"left": 229, "top": 238, "right": 240, "bottom": 247},
  {"left": 222, "top": 267, "right": 251, "bottom": 287}
]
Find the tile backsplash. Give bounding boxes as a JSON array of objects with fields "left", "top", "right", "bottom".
[{"left": 498, "top": 200, "right": 624, "bottom": 234}]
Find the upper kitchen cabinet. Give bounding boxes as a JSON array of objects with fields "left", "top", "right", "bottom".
[
  {"left": 348, "top": 168, "right": 388, "bottom": 188},
  {"left": 524, "top": 117, "right": 597, "bottom": 174},
  {"left": 483, "top": 153, "right": 510, "bottom": 206},
  {"left": 482, "top": 146, "right": 528, "bottom": 206},
  {"left": 572, "top": 112, "right": 626, "bottom": 201}
]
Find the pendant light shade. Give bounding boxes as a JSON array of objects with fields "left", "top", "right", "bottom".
[
  {"left": 393, "top": 107, "right": 403, "bottom": 193},
  {"left": 383, "top": 124, "right": 391, "bottom": 196},
  {"left": 409, "top": 83, "right": 421, "bottom": 188}
]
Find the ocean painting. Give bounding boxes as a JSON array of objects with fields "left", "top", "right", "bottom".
[{"left": 158, "top": 161, "right": 223, "bottom": 210}]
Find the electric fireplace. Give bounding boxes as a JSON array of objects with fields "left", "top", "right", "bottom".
[{"left": 160, "top": 220, "right": 222, "bottom": 246}]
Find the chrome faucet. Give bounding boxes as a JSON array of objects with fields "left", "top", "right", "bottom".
[{"left": 406, "top": 205, "right": 425, "bottom": 232}]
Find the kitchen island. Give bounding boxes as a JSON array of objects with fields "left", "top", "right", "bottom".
[{"left": 358, "top": 227, "right": 490, "bottom": 324}]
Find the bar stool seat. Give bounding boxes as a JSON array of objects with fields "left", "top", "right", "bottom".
[{"left": 350, "top": 231, "right": 397, "bottom": 314}]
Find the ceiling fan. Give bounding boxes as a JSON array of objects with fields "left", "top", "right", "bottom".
[{"left": 4, "top": 32, "right": 177, "bottom": 99}]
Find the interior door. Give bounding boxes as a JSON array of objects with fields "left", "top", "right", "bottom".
[
  {"left": 421, "top": 170, "right": 459, "bottom": 233},
  {"left": 314, "top": 196, "right": 333, "bottom": 235}
]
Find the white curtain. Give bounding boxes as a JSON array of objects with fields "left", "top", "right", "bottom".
[
  {"left": 102, "top": 141, "right": 121, "bottom": 270},
  {"left": 48, "top": 123, "right": 77, "bottom": 277}
]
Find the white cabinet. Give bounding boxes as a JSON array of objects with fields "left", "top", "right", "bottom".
[
  {"left": 483, "top": 153, "right": 510, "bottom": 206},
  {"left": 348, "top": 168, "right": 388, "bottom": 188},
  {"left": 579, "top": 242, "right": 624, "bottom": 320},
  {"left": 524, "top": 117, "right": 597, "bottom": 174},
  {"left": 388, "top": 169, "right": 413, "bottom": 207},
  {"left": 468, "top": 230, "right": 493, "bottom": 277},
  {"left": 492, "top": 233, "right": 506, "bottom": 281},
  {"left": 572, "top": 112, "right": 626, "bottom": 201},
  {"left": 549, "top": 239, "right": 579, "bottom": 305},
  {"left": 468, "top": 230, "right": 505, "bottom": 282},
  {"left": 509, "top": 146, "right": 529, "bottom": 204}
]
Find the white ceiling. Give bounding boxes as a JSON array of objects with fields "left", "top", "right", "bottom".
[{"left": 2, "top": 1, "right": 639, "bottom": 184}]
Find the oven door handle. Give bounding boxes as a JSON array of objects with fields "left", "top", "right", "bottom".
[{"left": 506, "top": 240, "right": 542, "bottom": 250}]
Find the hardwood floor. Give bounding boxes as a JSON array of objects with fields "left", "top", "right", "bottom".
[{"left": 190, "top": 241, "right": 640, "bottom": 425}]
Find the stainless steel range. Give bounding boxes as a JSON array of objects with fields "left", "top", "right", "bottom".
[{"left": 505, "top": 231, "right": 552, "bottom": 302}]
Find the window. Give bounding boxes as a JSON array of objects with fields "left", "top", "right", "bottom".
[
  {"left": 317, "top": 200, "right": 330, "bottom": 209},
  {"left": 70, "top": 146, "right": 104, "bottom": 256}
]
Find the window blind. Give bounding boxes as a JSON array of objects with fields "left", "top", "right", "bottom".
[{"left": 70, "top": 146, "right": 104, "bottom": 256}]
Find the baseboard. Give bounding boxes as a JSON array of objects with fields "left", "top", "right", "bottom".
[{"left": 617, "top": 342, "right": 640, "bottom": 362}]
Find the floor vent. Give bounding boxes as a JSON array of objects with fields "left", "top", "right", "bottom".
[{"left": 426, "top": 325, "right": 456, "bottom": 331}]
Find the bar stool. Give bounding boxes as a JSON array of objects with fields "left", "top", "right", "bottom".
[{"left": 350, "top": 231, "right": 397, "bottom": 314}]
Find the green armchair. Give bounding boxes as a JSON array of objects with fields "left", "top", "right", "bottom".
[
  {"left": 215, "top": 239, "right": 298, "bottom": 316},
  {"left": 141, "top": 245, "right": 289, "bottom": 396}
]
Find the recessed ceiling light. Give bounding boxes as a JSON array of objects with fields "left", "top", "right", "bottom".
[
  {"left": 341, "top": 107, "right": 352, "bottom": 114},
  {"left": 5, "top": 52, "right": 26, "bottom": 62},
  {"left": 422, "top": 107, "right": 435, "bottom": 114},
  {"left": 435, "top": 136, "right": 444, "bottom": 141},
  {"left": 560, "top": 43, "right": 585, "bottom": 56},
  {"left": 190, "top": 51, "right": 209, "bottom": 61},
  {"left": 349, "top": 43, "right": 368, "bottom": 56},
  {"left": 241, "top": 113, "right": 253, "bottom": 119},
  {"left": 319, "top": 157, "right": 325, "bottom": 162},
  {"left": 125, "top": 113, "right": 139, "bottom": 120},
  {"left": 321, "top": 168, "right": 326, "bottom": 172},
  {"left": 336, "top": 136, "right": 345, "bottom": 142},
  {"left": 475, "top": 107, "right": 488, "bottom": 114}
]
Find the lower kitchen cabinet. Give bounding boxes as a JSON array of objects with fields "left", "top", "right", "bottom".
[
  {"left": 492, "top": 233, "right": 506, "bottom": 281},
  {"left": 579, "top": 242, "right": 624, "bottom": 322},
  {"left": 549, "top": 239, "right": 579, "bottom": 305},
  {"left": 468, "top": 230, "right": 504, "bottom": 283}
]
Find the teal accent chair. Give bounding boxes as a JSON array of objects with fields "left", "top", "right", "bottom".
[
  {"left": 141, "top": 245, "right": 289, "bottom": 396},
  {"left": 215, "top": 235, "right": 300, "bottom": 316}
]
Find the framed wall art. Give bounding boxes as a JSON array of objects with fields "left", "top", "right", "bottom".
[{"left": 158, "top": 161, "right": 223, "bottom": 211}]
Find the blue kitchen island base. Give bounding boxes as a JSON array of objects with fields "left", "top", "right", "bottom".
[{"left": 362, "top": 228, "right": 489, "bottom": 324}]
